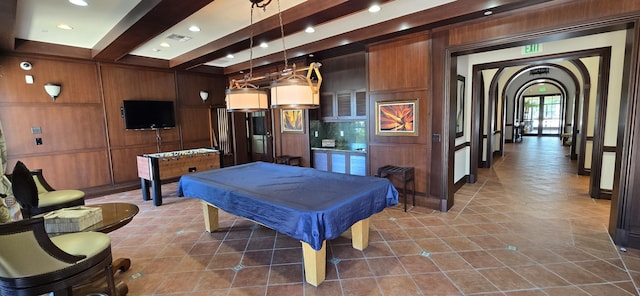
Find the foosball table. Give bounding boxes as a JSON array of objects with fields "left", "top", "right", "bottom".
[{"left": 136, "top": 148, "right": 221, "bottom": 206}]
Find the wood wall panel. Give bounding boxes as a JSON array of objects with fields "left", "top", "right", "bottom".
[
  {"left": 179, "top": 107, "right": 211, "bottom": 146},
  {"left": 183, "top": 140, "right": 213, "bottom": 150},
  {"left": 175, "top": 71, "right": 227, "bottom": 152},
  {"left": 368, "top": 90, "right": 430, "bottom": 145},
  {"left": 0, "top": 55, "right": 100, "bottom": 104},
  {"left": 368, "top": 33, "right": 430, "bottom": 92},
  {"left": 100, "top": 65, "right": 179, "bottom": 148},
  {"left": 368, "top": 143, "right": 428, "bottom": 195},
  {"left": 0, "top": 105, "right": 107, "bottom": 154},
  {"left": 273, "top": 109, "right": 311, "bottom": 167},
  {"left": 367, "top": 32, "right": 432, "bottom": 206},
  {"left": 5, "top": 151, "right": 111, "bottom": 190},
  {"left": 0, "top": 54, "right": 112, "bottom": 189},
  {"left": 448, "top": 0, "right": 640, "bottom": 47},
  {"left": 321, "top": 52, "right": 366, "bottom": 92},
  {"left": 176, "top": 71, "right": 227, "bottom": 107}
]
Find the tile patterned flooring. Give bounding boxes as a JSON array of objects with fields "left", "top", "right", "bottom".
[{"left": 88, "top": 137, "right": 640, "bottom": 295}]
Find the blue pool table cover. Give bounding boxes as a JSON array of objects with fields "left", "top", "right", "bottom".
[{"left": 177, "top": 162, "right": 398, "bottom": 250}]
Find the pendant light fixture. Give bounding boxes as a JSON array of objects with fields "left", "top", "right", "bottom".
[
  {"left": 226, "top": 0, "right": 323, "bottom": 111},
  {"left": 269, "top": 0, "right": 322, "bottom": 109},
  {"left": 225, "top": 1, "right": 269, "bottom": 112}
]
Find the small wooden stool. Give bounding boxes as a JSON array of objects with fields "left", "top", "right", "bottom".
[
  {"left": 275, "top": 155, "right": 302, "bottom": 166},
  {"left": 376, "top": 165, "right": 415, "bottom": 212}
]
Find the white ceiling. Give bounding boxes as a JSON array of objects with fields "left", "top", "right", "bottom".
[{"left": 14, "top": 0, "right": 456, "bottom": 68}]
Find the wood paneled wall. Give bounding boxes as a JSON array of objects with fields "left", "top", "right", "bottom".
[
  {"left": 0, "top": 55, "right": 227, "bottom": 190},
  {"left": 176, "top": 71, "right": 227, "bottom": 150},
  {"left": 367, "top": 33, "right": 431, "bottom": 200},
  {"left": 448, "top": 0, "right": 640, "bottom": 47},
  {"left": 0, "top": 55, "right": 111, "bottom": 189},
  {"left": 100, "top": 65, "right": 179, "bottom": 183},
  {"left": 321, "top": 52, "right": 366, "bottom": 93}
]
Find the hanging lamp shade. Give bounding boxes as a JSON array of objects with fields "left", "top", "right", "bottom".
[
  {"left": 270, "top": 77, "right": 318, "bottom": 108},
  {"left": 270, "top": 62, "right": 322, "bottom": 109},
  {"left": 225, "top": 87, "right": 268, "bottom": 112}
]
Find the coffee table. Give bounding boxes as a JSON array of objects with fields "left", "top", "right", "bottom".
[
  {"left": 69, "top": 203, "right": 139, "bottom": 296},
  {"left": 86, "top": 203, "right": 139, "bottom": 273},
  {"left": 84, "top": 202, "right": 139, "bottom": 234}
]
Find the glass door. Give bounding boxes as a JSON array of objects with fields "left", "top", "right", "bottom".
[
  {"left": 523, "top": 96, "right": 540, "bottom": 135},
  {"left": 541, "top": 95, "right": 562, "bottom": 135},
  {"left": 522, "top": 95, "right": 562, "bottom": 136}
]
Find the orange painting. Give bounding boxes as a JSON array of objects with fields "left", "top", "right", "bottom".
[
  {"left": 376, "top": 100, "right": 418, "bottom": 136},
  {"left": 281, "top": 109, "right": 304, "bottom": 133}
]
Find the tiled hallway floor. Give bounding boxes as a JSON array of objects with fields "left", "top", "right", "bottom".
[{"left": 89, "top": 137, "right": 640, "bottom": 295}]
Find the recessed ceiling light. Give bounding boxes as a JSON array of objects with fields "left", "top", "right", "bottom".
[
  {"left": 152, "top": 48, "right": 161, "bottom": 52},
  {"left": 160, "top": 42, "right": 170, "bottom": 48},
  {"left": 69, "top": 0, "right": 88, "bottom": 6},
  {"left": 369, "top": 4, "right": 381, "bottom": 13},
  {"left": 259, "top": 42, "right": 268, "bottom": 48},
  {"left": 188, "top": 25, "right": 200, "bottom": 32},
  {"left": 226, "top": 54, "right": 234, "bottom": 59},
  {"left": 484, "top": 10, "right": 493, "bottom": 16},
  {"left": 305, "top": 26, "right": 315, "bottom": 33},
  {"left": 57, "top": 24, "right": 73, "bottom": 30}
]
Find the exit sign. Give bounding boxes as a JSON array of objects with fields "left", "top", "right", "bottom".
[{"left": 522, "top": 43, "right": 543, "bottom": 54}]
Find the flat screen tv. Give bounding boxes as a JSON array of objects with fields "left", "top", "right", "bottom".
[{"left": 122, "top": 100, "right": 176, "bottom": 130}]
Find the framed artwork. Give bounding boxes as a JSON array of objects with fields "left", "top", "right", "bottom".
[
  {"left": 456, "top": 75, "right": 465, "bottom": 138},
  {"left": 281, "top": 109, "right": 304, "bottom": 133},
  {"left": 375, "top": 99, "right": 418, "bottom": 136}
]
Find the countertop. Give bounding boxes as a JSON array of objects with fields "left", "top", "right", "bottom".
[{"left": 311, "top": 147, "right": 367, "bottom": 153}]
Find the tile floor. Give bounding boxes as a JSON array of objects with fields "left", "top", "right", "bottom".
[{"left": 88, "top": 137, "right": 640, "bottom": 295}]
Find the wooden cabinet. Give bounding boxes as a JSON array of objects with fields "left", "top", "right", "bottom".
[
  {"left": 320, "top": 89, "right": 367, "bottom": 120},
  {"left": 312, "top": 149, "right": 366, "bottom": 176}
]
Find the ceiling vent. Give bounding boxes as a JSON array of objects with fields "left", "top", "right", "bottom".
[{"left": 166, "top": 34, "right": 192, "bottom": 42}]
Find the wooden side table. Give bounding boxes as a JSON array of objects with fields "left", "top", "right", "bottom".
[
  {"left": 376, "top": 165, "right": 415, "bottom": 212},
  {"left": 275, "top": 155, "right": 302, "bottom": 166}
]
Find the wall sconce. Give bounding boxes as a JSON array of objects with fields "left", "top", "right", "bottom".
[
  {"left": 44, "top": 83, "right": 61, "bottom": 101},
  {"left": 199, "top": 90, "right": 209, "bottom": 102}
]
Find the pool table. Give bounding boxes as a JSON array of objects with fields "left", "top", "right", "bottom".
[{"left": 177, "top": 161, "right": 398, "bottom": 286}]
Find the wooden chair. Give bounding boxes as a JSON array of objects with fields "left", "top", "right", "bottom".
[
  {"left": 10, "top": 161, "right": 85, "bottom": 218},
  {"left": 0, "top": 217, "right": 117, "bottom": 296}
]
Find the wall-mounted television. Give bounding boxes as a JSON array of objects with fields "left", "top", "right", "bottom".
[{"left": 122, "top": 100, "right": 176, "bottom": 130}]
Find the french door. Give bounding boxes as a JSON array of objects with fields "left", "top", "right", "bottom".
[{"left": 522, "top": 95, "right": 563, "bottom": 136}]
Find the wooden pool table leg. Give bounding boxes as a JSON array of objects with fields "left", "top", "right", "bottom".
[
  {"left": 351, "top": 218, "right": 370, "bottom": 250},
  {"left": 201, "top": 201, "right": 219, "bottom": 232},
  {"left": 301, "top": 240, "right": 326, "bottom": 287}
]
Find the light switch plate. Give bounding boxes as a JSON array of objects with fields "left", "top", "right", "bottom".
[{"left": 25, "top": 75, "right": 34, "bottom": 84}]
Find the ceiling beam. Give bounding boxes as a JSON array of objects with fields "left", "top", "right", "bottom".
[
  {"left": 0, "top": 0, "right": 17, "bottom": 52},
  {"left": 91, "top": 0, "right": 214, "bottom": 62},
  {"left": 169, "top": 0, "right": 392, "bottom": 70},
  {"left": 223, "top": 0, "right": 556, "bottom": 74}
]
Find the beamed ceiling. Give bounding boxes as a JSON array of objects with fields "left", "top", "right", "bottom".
[{"left": 0, "top": 0, "right": 556, "bottom": 75}]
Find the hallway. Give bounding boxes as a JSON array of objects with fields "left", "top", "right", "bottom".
[{"left": 89, "top": 137, "right": 640, "bottom": 295}]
